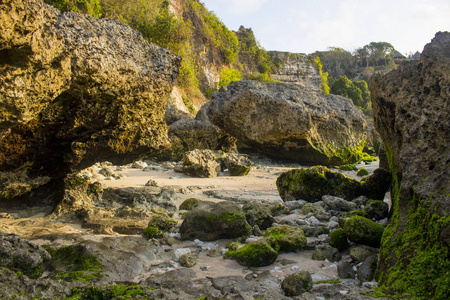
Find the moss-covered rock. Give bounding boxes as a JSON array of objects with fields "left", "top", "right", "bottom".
[
  {"left": 224, "top": 153, "right": 253, "bottom": 176},
  {"left": 179, "top": 198, "right": 202, "bottom": 211},
  {"left": 276, "top": 166, "right": 362, "bottom": 202},
  {"left": 338, "top": 210, "right": 368, "bottom": 228},
  {"left": 264, "top": 225, "right": 307, "bottom": 252},
  {"left": 364, "top": 200, "right": 389, "bottom": 220},
  {"left": 179, "top": 201, "right": 251, "bottom": 241},
  {"left": 224, "top": 237, "right": 279, "bottom": 267},
  {"left": 277, "top": 166, "right": 391, "bottom": 202},
  {"left": 356, "top": 168, "right": 369, "bottom": 177},
  {"left": 329, "top": 229, "right": 349, "bottom": 251},
  {"left": 339, "top": 164, "right": 358, "bottom": 171},
  {"left": 281, "top": 271, "right": 313, "bottom": 296},
  {"left": 147, "top": 215, "right": 178, "bottom": 232},
  {"left": 343, "top": 216, "right": 384, "bottom": 247},
  {"left": 312, "top": 245, "right": 342, "bottom": 262}
]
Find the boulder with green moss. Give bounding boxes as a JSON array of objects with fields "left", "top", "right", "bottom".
[
  {"left": 264, "top": 225, "right": 307, "bottom": 252},
  {"left": 339, "top": 164, "right": 358, "bottom": 171},
  {"left": 364, "top": 200, "right": 389, "bottom": 220},
  {"left": 343, "top": 216, "right": 384, "bottom": 247},
  {"left": 276, "top": 166, "right": 391, "bottom": 202},
  {"left": 329, "top": 229, "right": 349, "bottom": 251},
  {"left": 0, "top": 233, "right": 51, "bottom": 279},
  {"left": 224, "top": 153, "right": 253, "bottom": 176},
  {"left": 371, "top": 32, "right": 450, "bottom": 298},
  {"left": 179, "top": 198, "right": 202, "bottom": 211},
  {"left": 224, "top": 236, "right": 279, "bottom": 267},
  {"left": 281, "top": 271, "right": 313, "bottom": 296},
  {"left": 356, "top": 168, "right": 369, "bottom": 177},
  {"left": 179, "top": 201, "right": 251, "bottom": 241},
  {"left": 312, "top": 245, "right": 341, "bottom": 262},
  {"left": 197, "top": 80, "right": 368, "bottom": 166}
]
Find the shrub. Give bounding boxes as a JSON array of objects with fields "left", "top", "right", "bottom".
[{"left": 218, "top": 68, "right": 242, "bottom": 87}]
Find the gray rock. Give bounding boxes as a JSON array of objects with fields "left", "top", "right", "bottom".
[
  {"left": 224, "top": 153, "right": 253, "bottom": 176},
  {"left": 338, "top": 260, "right": 356, "bottom": 279},
  {"left": 312, "top": 245, "right": 341, "bottom": 262},
  {"left": 322, "top": 195, "right": 357, "bottom": 212},
  {"left": 243, "top": 202, "right": 274, "bottom": 230},
  {"left": 350, "top": 245, "right": 379, "bottom": 263},
  {"left": 198, "top": 80, "right": 367, "bottom": 166},
  {"left": 281, "top": 271, "right": 313, "bottom": 296},
  {"left": 182, "top": 149, "right": 221, "bottom": 178},
  {"left": 0, "top": 233, "right": 50, "bottom": 278},
  {"left": 165, "top": 105, "right": 193, "bottom": 126},
  {"left": 179, "top": 254, "right": 197, "bottom": 268},
  {"left": 352, "top": 195, "right": 369, "bottom": 208},
  {"left": 357, "top": 256, "right": 377, "bottom": 283}
]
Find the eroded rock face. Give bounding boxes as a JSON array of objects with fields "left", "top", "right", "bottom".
[
  {"left": 370, "top": 32, "right": 450, "bottom": 297},
  {"left": 0, "top": 0, "right": 180, "bottom": 201},
  {"left": 198, "top": 80, "right": 367, "bottom": 166}
]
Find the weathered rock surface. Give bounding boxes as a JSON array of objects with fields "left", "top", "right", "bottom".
[
  {"left": 281, "top": 271, "right": 313, "bottom": 296},
  {"left": 182, "top": 149, "right": 221, "bottom": 178},
  {"left": 198, "top": 80, "right": 367, "bottom": 166},
  {"left": 0, "top": 0, "right": 180, "bottom": 202},
  {"left": 269, "top": 51, "right": 322, "bottom": 92},
  {"left": 371, "top": 31, "right": 450, "bottom": 297}
]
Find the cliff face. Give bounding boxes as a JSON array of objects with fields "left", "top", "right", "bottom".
[
  {"left": 370, "top": 32, "right": 450, "bottom": 297},
  {"left": 0, "top": 0, "right": 180, "bottom": 202},
  {"left": 198, "top": 80, "right": 367, "bottom": 166},
  {"left": 269, "top": 51, "right": 322, "bottom": 92}
]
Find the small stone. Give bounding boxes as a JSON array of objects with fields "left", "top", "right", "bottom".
[
  {"left": 281, "top": 271, "right": 313, "bottom": 296},
  {"left": 173, "top": 248, "right": 191, "bottom": 262},
  {"left": 312, "top": 245, "right": 341, "bottom": 262},
  {"left": 338, "top": 260, "right": 356, "bottom": 279},
  {"left": 145, "top": 179, "right": 158, "bottom": 187},
  {"left": 179, "top": 254, "right": 197, "bottom": 268}
]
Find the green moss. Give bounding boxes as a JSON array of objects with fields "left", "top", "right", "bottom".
[
  {"left": 314, "top": 279, "right": 341, "bottom": 284},
  {"left": 228, "top": 164, "right": 251, "bottom": 176},
  {"left": 357, "top": 168, "right": 369, "bottom": 176},
  {"left": 43, "top": 245, "right": 102, "bottom": 282},
  {"left": 343, "top": 216, "right": 384, "bottom": 247},
  {"left": 4, "top": 259, "right": 43, "bottom": 279},
  {"left": 147, "top": 215, "right": 178, "bottom": 231},
  {"left": 362, "top": 152, "right": 377, "bottom": 163},
  {"left": 339, "top": 164, "right": 358, "bottom": 171},
  {"left": 225, "top": 237, "right": 279, "bottom": 267},
  {"left": 329, "top": 229, "right": 349, "bottom": 251},
  {"left": 225, "top": 241, "right": 241, "bottom": 251},
  {"left": 64, "top": 175, "right": 89, "bottom": 191},
  {"left": 143, "top": 226, "right": 164, "bottom": 239},
  {"left": 264, "top": 225, "right": 307, "bottom": 252},
  {"left": 66, "top": 284, "right": 146, "bottom": 300},
  {"left": 179, "top": 198, "right": 201, "bottom": 210}
]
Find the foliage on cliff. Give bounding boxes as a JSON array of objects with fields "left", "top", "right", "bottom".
[{"left": 42, "top": 0, "right": 300, "bottom": 102}]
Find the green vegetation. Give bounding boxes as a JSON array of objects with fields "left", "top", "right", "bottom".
[
  {"left": 218, "top": 68, "right": 242, "bottom": 88},
  {"left": 179, "top": 197, "right": 201, "bottom": 210},
  {"left": 67, "top": 284, "right": 146, "bottom": 300},
  {"left": 264, "top": 225, "right": 307, "bottom": 252},
  {"left": 339, "top": 164, "right": 358, "bottom": 171},
  {"left": 357, "top": 168, "right": 369, "bottom": 176},
  {"left": 314, "top": 279, "right": 341, "bottom": 284},
  {"left": 224, "top": 237, "right": 279, "bottom": 267},
  {"left": 143, "top": 226, "right": 164, "bottom": 239},
  {"left": 329, "top": 75, "right": 371, "bottom": 110},
  {"left": 312, "top": 56, "right": 330, "bottom": 94},
  {"left": 44, "top": 0, "right": 102, "bottom": 17},
  {"left": 329, "top": 229, "right": 349, "bottom": 251},
  {"left": 375, "top": 148, "right": 450, "bottom": 299},
  {"left": 43, "top": 245, "right": 102, "bottom": 282},
  {"left": 343, "top": 216, "right": 384, "bottom": 247}
]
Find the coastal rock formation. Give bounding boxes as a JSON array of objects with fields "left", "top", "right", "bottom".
[
  {"left": 198, "top": 80, "right": 367, "bottom": 166},
  {"left": 371, "top": 32, "right": 450, "bottom": 297},
  {"left": 0, "top": 0, "right": 180, "bottom": 201},
  {"left": 269, "top": 51, "right": 322, "bottom": 92}
]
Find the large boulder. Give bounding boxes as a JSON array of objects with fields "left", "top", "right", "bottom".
[
  {"left": 343, "top": 216, "right": 384, "bottom": 247},
  {"left": 264, "top": 225, "right": 307, "bottom": 252},
  {"left": 276, "top": 166, "right": 390, "bottom": 202},
  {"left": 182, "top": 149, "right": 221, "bottom": 178},
  {"left": 0, "top": 0, "right": 180, "bottom": 203},
  {"left": 197, "top": 80, "right": 367, "bottom": 166},
  {"left": 224, "top": 236, "right": 279, "bottom": 267},
  {"left": 370, "top": 32, "right": 450, "bottom": 298},
  {"left": 179, "top": 201, "right": 251, "bottom": 241}
]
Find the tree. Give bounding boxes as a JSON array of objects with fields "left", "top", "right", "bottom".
[{"left": 330, "top": 75, "right": 370, "bottom": 109}]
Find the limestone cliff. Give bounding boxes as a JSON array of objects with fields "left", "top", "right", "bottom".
[
  {"left": 198, "top": 80, "right": 367, "bottom": 166},
  {"left": 371, "top": 32, "right": 450, "bottom": 298},
  {"left": 0, "top": 0, "right": 180, "bottom": 202},
  {"left": 269, "top": 51, "right": 322, "bottom": 92}
]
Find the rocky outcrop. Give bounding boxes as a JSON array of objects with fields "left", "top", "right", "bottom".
[
  {"left": 269, "top": 51, "right": 322, "bottom": 92},
  {"left": 0, "top": 0, "right": 180, "bottom": 203},
  {"left": 370, "top": 32, "right": 450, "bottom": 298},
  {"left": 198, "top": 80, "right": 367, "bottom": 166}
]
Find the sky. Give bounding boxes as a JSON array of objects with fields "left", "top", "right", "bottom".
[{"left": 201, "top": 0, "right": 450, "bottom": 55}]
